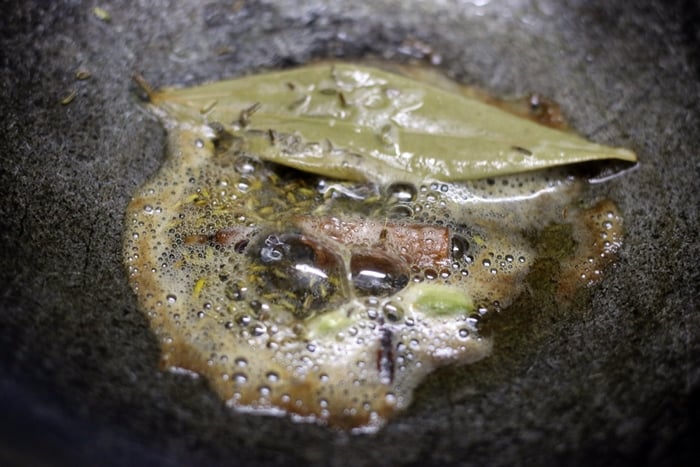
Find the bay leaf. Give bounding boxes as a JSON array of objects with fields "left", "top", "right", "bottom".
[{"left": 150, "top": 63, "right": 637, "bottom": 183}]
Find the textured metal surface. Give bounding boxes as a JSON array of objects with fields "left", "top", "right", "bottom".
[{"left": 1, "top": 0, "right": 699, "bottom": 465}]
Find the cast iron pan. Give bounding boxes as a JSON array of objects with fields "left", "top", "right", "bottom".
[{"left": 1, "top": 0, "right": 699, "bottom": 465}]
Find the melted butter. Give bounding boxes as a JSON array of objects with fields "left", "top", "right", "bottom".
[{"left": 124, "top": 63, "right": 631, "bottom": 432}]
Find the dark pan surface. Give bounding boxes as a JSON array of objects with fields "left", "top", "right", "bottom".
[{"left": 1, "top": 1, "right": 699, "bottom": 465}]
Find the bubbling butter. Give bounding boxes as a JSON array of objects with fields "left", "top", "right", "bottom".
[{"left": 124, "top": 63, "right": 634, "bottom": 431}]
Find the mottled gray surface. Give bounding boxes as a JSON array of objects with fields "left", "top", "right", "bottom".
[{"left": 1, "top": 0, "right": 699, "bottom": 465}]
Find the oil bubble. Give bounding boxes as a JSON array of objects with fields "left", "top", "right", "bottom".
[
  {"left": 266, "top": 371, "right": 279, "bottom": 382},
  {"left": 387, "top": 182, "right": 417, "bottom": 203},
  {"left": 382, "top": 302, "right": 404, "bottom": 322}
]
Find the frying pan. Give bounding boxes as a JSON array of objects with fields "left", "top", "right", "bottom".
[{"left": 1, "top": 0, "right": 699, "bottom": 465}]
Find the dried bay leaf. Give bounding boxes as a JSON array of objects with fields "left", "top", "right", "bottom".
[{"left": 149, "top": 63, "right": 636, "bottom": 183}]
